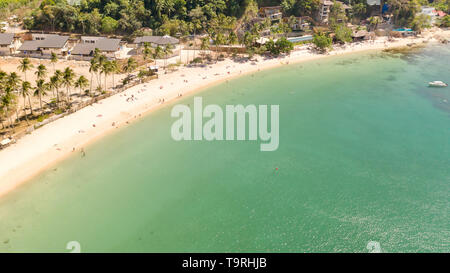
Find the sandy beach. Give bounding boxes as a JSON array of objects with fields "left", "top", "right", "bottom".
[{"left": 0, "top": 29, "right": 448, "bottom": 198}]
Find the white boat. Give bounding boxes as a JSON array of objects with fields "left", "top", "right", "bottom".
[{"left": 428, "top": 81, "right": 448, "bottom": 87}]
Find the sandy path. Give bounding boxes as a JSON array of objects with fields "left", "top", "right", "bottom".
[{"left": 0, "top": 30, "right": 448, "bottom": 197}]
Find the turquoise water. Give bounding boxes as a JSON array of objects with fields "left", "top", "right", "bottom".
[{"left": 0, "top": 45, "right": 449, "bottom": 253}]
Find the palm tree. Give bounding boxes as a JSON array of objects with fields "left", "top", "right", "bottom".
[
  {"left": 20, "top": 81, "right": 32, "bottom": 123},
  {"left": 35, "top": 64, "right": 48, "bottom": 95},
  {"left": 163, "top": 44, "right": 174, "bottom": 69},
  {"left": 7, "top": 72, "right": 21, "bottom": 91},
  {"left": 74, "top": 75, "right": 89, "bottom": 97},
  {"left": 153, "top": 45, "right": 163, "bottom": 66},
  {"left": 35, "top": 64, "right": 47, "bottom": 80},
  {"left": 96, "top": 54, "right": 107, "bottom": 90},
  {"left": 18, "top": 57, "right": 34, "bottom": 82},
  {"left": 50, "top": 52, "right": 58, "bottom": 73},
  {"left": 142, "top": 42, "right": 153, "bottom": 62},
  {"left": 228, "top": 32, "right": 238, "bottom": 54},
  {"left": 200, "top": 37, "right": 210, "bottom": 56},
  {"left": 62, "top": 67, "right": 75, "bottom": 102},
  {"left": 137, "top": 69, "right": 147, "bottom": 83},
  {"left": 53, "top": 70, "right": 63, "bottom": 104},
  {"left": 7, "top": 72, "right": 21, "bottom": 122},
  {"left": 1, "top": 91, "right": 15, "bottom": 128},
  {"left": 34, "top": 79, "right": 47, "bottom": 112},
  {"left": 89, "top": 58, "right": 99, "bottom": 94},
  {"left": 110, "top": 60, "right": 119, "bottom": 89},
  {"left": 123, "top": 57, "right": 137, "bottom": 75},
  {"left": 101, "top": 61, "right": 112, "bottom": 91},
  {"left": 213, "top": 32, "right": 226, "bottom": 59}
]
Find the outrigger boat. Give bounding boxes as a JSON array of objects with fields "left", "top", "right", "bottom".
[{"left": 428, "top": 81, "right": 448, "bottom": 87}]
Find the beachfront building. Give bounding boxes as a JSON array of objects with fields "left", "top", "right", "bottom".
[
  {"left": 258, "top": 6, "right": 283, "bottom": 22},
  {"left": 286, "top": 17, "right": 311, "bottom": 31},
  {"left": 0, "top": 33, "right": 21, "bottom": 55},
  {"left": 70, "top": 36, "right": 121, "bottom": 60},
  {"left": 318, "top": 0, "right": 333, "bottom": 24},
  {"left": 133, "top": 35, "right": 180, "bottom": 57},
  {"left": 420, "top": 6, "right": 447, "bottom": 24},
  {"left": 317, "top": 0, "right": 351, "bottom": 24},
  {"left": 17, "top": 34, "right": 69, "bottom": 58}
]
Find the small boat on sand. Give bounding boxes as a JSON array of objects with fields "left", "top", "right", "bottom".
[{"left": 428, "top": 81, "right": 448, "bottom": 87}]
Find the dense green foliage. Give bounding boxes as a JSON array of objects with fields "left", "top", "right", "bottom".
[
  {"left": 19, "top": 0, "right": 445, "bottom": 36},
  {"left": 24, "top": 0, "right": 252, "bottom": 35},
  {"left": 312, "top": 31, "right": 332, "bottom": 52},
  {"left": 0, "top": 0, "right": 31, "bottom": 9}
]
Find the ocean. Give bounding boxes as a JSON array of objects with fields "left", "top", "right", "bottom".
[{"left": 1, "top": 44, "right": 449, "bottom": 252}]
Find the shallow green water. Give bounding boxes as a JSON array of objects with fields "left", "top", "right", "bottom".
[{"left": 1, "top": 45, "right": 449, "bottom": 252}]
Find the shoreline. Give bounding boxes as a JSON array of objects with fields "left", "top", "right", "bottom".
[{"left": 0, "top": 30, "right": 448, "bottom": 198}]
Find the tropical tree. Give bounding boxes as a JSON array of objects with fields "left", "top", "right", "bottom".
[
  {"left": 368, "top": 16, "right": 382, "bottom": 31},
  {"left": 20, "top": 81, "right": 32, "bottom": 122},
  {"left": 50, "top": 52, "right": 58, "bottom": 73},
  {"left": 142, "top": 42, "right": 153, "bottom": 62},
  {"left": 49, "top": 73, "right": 62, "bottom": 105},
  {"left": 110, "top": 60, "right": 119, "bottom": 89},
  {"left": 7, "top": 72, "right": 21, "bottom": 92},
  {"left": 62, "top": 67, "right": 75, "bottom": 102},
  {"left": 74, "top": 75, "right": 89, "bottom": 97},
  {"left": 153, "top": 45, "right": 163, "bottom": 64},
  {"left": 18, "top": 57, "right": 34, "bottom": 82},
  {"left": 101, "top": 61, "right": 112, "bottom": 91},
  {"left": 35, "top": 64, "right": 48, "bottom": 80},
  {"left": 213, "top": 32, "right": 226, "bottom": 59},
  {"left": 89, "top": 58, "right": 99, "bottom": 94},
  {"left": 96, "top": 54, "right": 107, "bottom": 90},
  {"left": 411, "top": 14, "right": 431, "bottom": 33},
  {"left": 163, "top": 44, "right": 174, "bottom": 69},
  {"left": 313, "top": 32, "right": 332, "bottom": 52},
  {"left": 124, "top": 57, "right": 138, "bottom": 74},
  {"left": 200, "top": 36, "right": 210, "bottom": 56},
  {"left": 34, "top": 79, "right": 47, "bottom": 112},
  {"left": 334, "top": 24, "right": 353, "bottom": 43},
  {"left": 1, "top": 91, "right": 15, "bottom": 128},
  {"left": 137, "top": 69, "right": 146, "bottom": 83}
]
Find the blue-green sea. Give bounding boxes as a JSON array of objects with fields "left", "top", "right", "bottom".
[{"left": 1, "top": 45, "right": 449, "bottom": 252}]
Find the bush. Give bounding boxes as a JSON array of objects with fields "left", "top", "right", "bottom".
[
  {"left": 313, "top": 33, "right": 332, "bottom": 52},
  {"left": 334, "top": 24, "right": 352, "bottom": 43}
]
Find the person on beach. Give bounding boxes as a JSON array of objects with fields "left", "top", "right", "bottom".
[{"left": 81, "top": 148, "right": 86, "bottom": 157}]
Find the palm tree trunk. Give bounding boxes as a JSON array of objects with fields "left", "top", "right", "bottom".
[
  {"left": 56, "top": 88, "right": 60, "bottom": 105},
  {"left": 39, "top": 93, "right": 42, "bottom": 112},
  {"left": 23, "top": 97, "right": 29, "bottom": 125},
  {"left": 28, "top": 95, "right": 33, "bottom": 115},
  {"left": 90, "top": 72, "right": 93, "bottom": 94}
]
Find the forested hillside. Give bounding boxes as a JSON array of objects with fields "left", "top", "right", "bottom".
[{"left": 9, "top": 0, "right": 450, "bottom": 36}]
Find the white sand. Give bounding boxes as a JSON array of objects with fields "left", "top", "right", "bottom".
[{"left": 0, "top": 30, "right": 448, "bottom": 197}]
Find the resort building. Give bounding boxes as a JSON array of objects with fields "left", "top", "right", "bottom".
[
  {"left": 18, "top": 34, "right": 69, "bottom": 58},
  {"left": 258, "top": 6, "right": 283, "bottom": 22},
  {"left": 0, "top": 33, "right": 21, "bottom": 55},
  {"left": 317, "top": 0, "right": 351, "bottom": 24},
  {"left": 318, "top": 0, "right": 333, "bottom": 23},
  {"left": 420, "top": 6, "right": 447, "bottom": 24},
  {"left": 70, "top": 36, "right": 122, "bottom": 60},
  {"left": 133, "top": 35, "right": 179, "bottom": 48},
  {"left": 133, "top": 35, "right": 180, "bottom": 57},
  {"left": 286, "top": 17, "right": 311, "bottom": 31}
]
